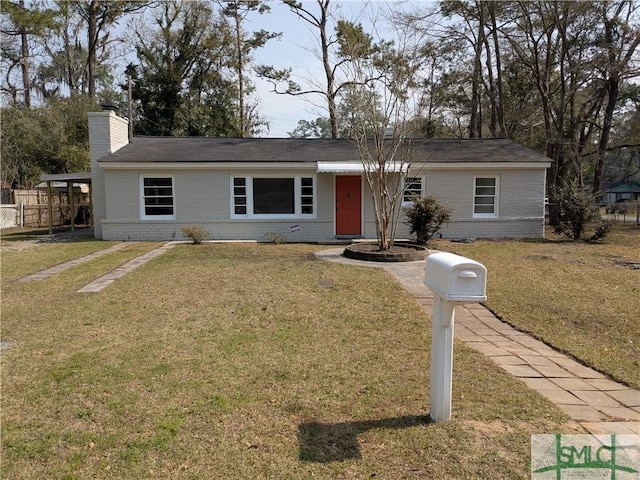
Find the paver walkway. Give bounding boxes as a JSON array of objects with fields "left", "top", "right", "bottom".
[{"left": 316, "top": 247, "right": 640, "bottom": 436}]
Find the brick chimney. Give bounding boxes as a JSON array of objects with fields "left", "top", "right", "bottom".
[{"left": 88, "top": 110, "right": 129, "bottom": 239}]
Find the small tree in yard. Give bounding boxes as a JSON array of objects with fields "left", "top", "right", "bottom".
[
  {"left": 551, "top": 181, "right": 613, "bottom": 241},
  {"left": 404, "top": 195, "right": 452, "bottom": 245},
  {"left": 339, "top": 20, "right": 424, "bottom": 251}
]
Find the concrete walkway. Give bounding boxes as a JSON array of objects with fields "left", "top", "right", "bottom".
[
  {"left": 316, "top": 247, "right": 640, "bottom": 436},
  {"left": 76, "top": 242, "right": 176, "bottom": 293},
  {"left": 16, "top": 241, "right": 177, "bottom": 293},
  {"left": 17, "top": 242, "right": 132, "bottom": 283}
]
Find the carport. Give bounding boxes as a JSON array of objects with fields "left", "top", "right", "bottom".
[{"left": 39, "top": 173, "right": 92, "bottom": 234}]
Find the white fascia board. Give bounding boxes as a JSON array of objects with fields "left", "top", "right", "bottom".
[
  {"left": 41, "top": 172, "right": 92, "bottom": 181},
  {"left": 316, "top": 161, "right": 363, "bottom": 173},
  {"left": 99, "top": 161, "right": 317, "bottom": 170},
  {"left": 316, "top": 161, "right": 408, "bottom": 173},
  {"left": 99, "top": 160, "right": 550, "bottom": 171},
  {"left": 416, "top": 162, "right": 551, "bottom": 171}
]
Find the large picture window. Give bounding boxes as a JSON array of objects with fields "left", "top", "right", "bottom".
[
  {"left": 473, "top": 176, "right": 499, "bottom": 217},
  {"left": 231, "top": 176, "right": 315, "bottom": 218},
  {"left": 140, "top": 176, "right": 175, "bottom": 219},
  {"left": 253, "top": 178, "right": 295, "bottom": 214}
]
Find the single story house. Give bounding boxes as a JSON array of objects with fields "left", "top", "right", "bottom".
[
  {"left": 88, "top": 110, "right": 551, "bottom": 242},
  {"left": 599, "top": 180, "right": 640, "bottom": 204}
]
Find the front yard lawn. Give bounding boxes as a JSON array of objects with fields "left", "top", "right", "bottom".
[
  {"left": 436, "top": 225, "right": 640, "bottom": 389},
  {"left": 1, "top": 242, "right": 575, "bottom": 479}
]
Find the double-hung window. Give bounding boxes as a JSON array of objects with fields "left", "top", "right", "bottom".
[
  {"left": 140, "top": 175, "right": 175, "bottom": 220},
  {"left": 403, "top": 176, "right": 424, "bottom": 204},
  {"left": 473, "top": 176, "right": 499, "bottom": 217},
  {"left": 300, "top": 177, "right": 314, "bottom": 214},
  {"left": 231, "top": 176, "right": 316, "bottom": 218},
  {"left": 232, "top": 177, "right": 248, "bottom": 215}
]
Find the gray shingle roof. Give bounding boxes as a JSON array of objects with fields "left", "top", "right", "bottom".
[
  {"left": 603, "top": 181, "right": 640, "bottom": 193},
  {"left": 100, "top": 137, "right": 551, "bottom": 164}
]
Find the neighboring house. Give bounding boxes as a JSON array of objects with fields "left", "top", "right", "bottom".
[
  {"left": 88, "top": 110, "right": 551, "bottom": 242},
  {"left": 599, "top": 181, "right": 640, "bottom": 204}
]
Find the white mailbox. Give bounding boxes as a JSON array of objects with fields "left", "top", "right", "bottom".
[
  {"left": 424, "top": 251, "right": 488, "bottom": 422},
  {"left": 425, "top": 252, "right": 487, "bottom": 303}
]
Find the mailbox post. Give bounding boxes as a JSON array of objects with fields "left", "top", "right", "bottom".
[{"left": 424, "top": 252, "right": 487, "bottom": 422}]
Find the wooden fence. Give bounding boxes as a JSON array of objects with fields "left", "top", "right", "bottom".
[{"left": 1, "top": 188, "right": 91, "bottom": 229}]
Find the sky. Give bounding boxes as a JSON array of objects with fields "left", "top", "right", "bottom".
[
  {"left": 116, "top": 1, "right": 427, "bottom": 137},
  {"left": 246, "top": 1, "right": 419, "bottom": 137},
  {"left": 248, "top": 1, "right": 324, "bottom": 138}
]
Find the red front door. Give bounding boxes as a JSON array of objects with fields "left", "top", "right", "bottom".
[{"left": 335, "top": 175, "right": 362, "bottom": 236}]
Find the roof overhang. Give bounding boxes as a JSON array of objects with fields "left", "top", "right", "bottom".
[
  {"left": 40, "top": 172, "right": 92, "bottom": 182},
  {"left": 97, "top": 160, "right": 550, "bottom": 172},
  {"left": 419, "top": 162, "right": 551, "bottom": 170},
  {"left": 99, "top": 161, "right": 317, "bottom": 170},
  {"left": 316, "top": 161, "right": 408, "bottom": 173},
  {"left": 36, "top": 181, "right": 89, "bottom": 192}
]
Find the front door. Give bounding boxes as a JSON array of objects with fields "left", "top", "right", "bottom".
[{"left": 335, "top": 175, "right": 362, "bottom": 236}]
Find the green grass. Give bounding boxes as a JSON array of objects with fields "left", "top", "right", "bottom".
[
  {"left": 0, "top": 242, "right": 575, "bottom": 479},
  {"left": 433, "top": 225, "right": 640, "bottom": 389}
]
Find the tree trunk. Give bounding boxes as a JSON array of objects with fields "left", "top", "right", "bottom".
[
  {"left": 20, "top": 26, "right": 30, "bottom": 108},
  {"left": 593, "top": 2, "right": 640, "bottom": 193},
  {"left": 318, "top": 0, "right": 339, "bottom": 139},
  {"left": 19, "top": 0, "right": 31, "bottom": 108},
  {"left": 86, "top": 0, "right": 98, "bottom": 99},
  {"left": 232, "top": 8, "right": 246, "bottom": 137},
  {"left": 477, "top": 1, "right": 498, "bottom": 137},
  {"left": 63, "top": 21, "right": 79, "bottom": 95},
  {"left": 488, "top": 2, "right": 506, "bottom": 137},
  {"left": 469, "top": 25, "right": 482, "bottom": 138},
  {"left": 593, "top": 78, "right": 619, "bottom": 193}
]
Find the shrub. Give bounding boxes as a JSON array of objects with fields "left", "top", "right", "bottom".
[
  {"left": 550, "top": 182, "right": 602, "bottom": 240},
  {"left": 180, "top": 225, "right": 209, "bottom": 245},
  {"left": 262, "top": 232, "right": 286, "bottom": 244},
  {"left": 404, "top": 195, "right": 452, "bottom": 245},
  {"left": 589, "top": 219, "right": 617, "bottom": 242}
]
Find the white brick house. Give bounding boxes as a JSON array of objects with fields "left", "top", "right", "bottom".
[{"left": 88, "top": 111, "right": 551, "bottom": 242}]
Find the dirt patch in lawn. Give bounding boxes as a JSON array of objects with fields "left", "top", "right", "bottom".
[{"left": 0, "top": 239, "right": 40, "bottom": 252}]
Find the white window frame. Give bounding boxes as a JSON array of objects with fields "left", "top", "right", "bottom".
[
  {"left": 232, "top": 176, "right": 248, "bottom": 216},
  {"left": 230, "top": 175, "right": 316, "bottom": 219},
  {"left": 473, "top": 176, "right": 499, "bottom": 218},
  {"left": 402, "top": 176, "right": 425, "bottom": 205},
  {"left": 139, "top": 175, "right": 175, "bottom": 220}
]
